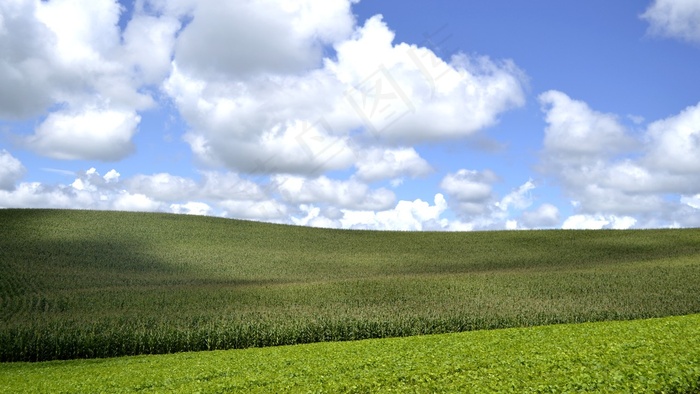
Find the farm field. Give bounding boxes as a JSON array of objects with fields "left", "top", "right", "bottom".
[
  {"left": 2, "top": 208, "right": 700, "bottom": 363},
  {"left": 1, "top": 314, "right": 699, "bottom": 393}
]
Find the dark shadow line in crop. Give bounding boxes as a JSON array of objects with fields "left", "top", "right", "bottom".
[{"left": 0, "top": 209, "right": 272, "bottom": 294}]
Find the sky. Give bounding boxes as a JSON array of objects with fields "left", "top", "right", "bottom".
[{"left": 1, "top": 0, "right": 700, "bottom": 231}]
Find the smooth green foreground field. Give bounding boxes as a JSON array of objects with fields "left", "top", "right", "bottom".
[
  {"left": 1, "top": 314, "right": 699, "bottom": 393},
  {"left": 2, "top": 209, "right": 700, "bottom": 361}
]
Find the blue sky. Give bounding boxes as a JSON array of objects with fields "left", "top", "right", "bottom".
[{"left": 1, "top": 0, "right": 700, "bottom": 230}]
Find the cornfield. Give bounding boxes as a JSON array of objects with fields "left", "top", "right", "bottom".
[{"left": 2, "top": 209, "right": 700, "bottom": 362}]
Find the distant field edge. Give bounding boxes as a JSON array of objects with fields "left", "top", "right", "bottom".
[{"left": 1, "top": 313, "right": 699, "bottom": 393}]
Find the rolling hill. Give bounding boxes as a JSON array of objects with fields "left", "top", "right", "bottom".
[{"left": 2, "top": 208, "right": 700, "bottom": 362}]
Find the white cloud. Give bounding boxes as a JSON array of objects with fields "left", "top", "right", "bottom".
[
  {"left": 174, "top": 0, "right": 355, "bottom": 79},
  {"left": 0, "top": 182, "right": 76, "bottom": 209},
  {"left": 291, "top": 204, "right": 343, "bottom": 228},
  {"left": 333, "top": 15, "right": 526, "bottom": 145},
  {"left": 35, "top": 0, "right": 121, "bottom": 66},
  {"left": 439, "top": 170, "right": 539, "bottom": 229},
  {"left": 681, "top": 194, "right": 700, "bottom": 209},
  {"left": 641, "top": 0, "right": 700, "bottom": 43},
  {"left": 128, "top": 171, "right": 267, "bottom": 203},
  {"left": 538, "top": 90, "right": 700, "bottom": 226},
  {"left": 562, "top": 214, "right": 637, "bottom": 230},
  {"left": 0, "top": 163, "right": 552, "bottom": 230},
  {"left": 103, "top": 169, "right": 120, "bottom": 183},
  {"left": 127, "top": 173, "right": 198, "bottom": 202},
  {"left": 166, "top": 64, "right": 359, "bottom": 174},
  {"left": 0, "top": 0, "right": 58, "bottom": 118},
  {"left": 32, "top": 0, "right": 154, "bottom": 111},
  {"left": 644, "top": 101, "right": 700, "bottom": 174},
  {"left": 273, "top": 174, "right": 395, "bottom": 210},
  {"left": 539, "top": 90, "right": 634, "bottom": 162},
  {"left": 170, "top": 201, "right": 212, "bottom": 216},
  {"left": 113, "top": 191, "right": 162, "bottom": 212},
  {"left": 0, "top": 1, "right": 530, "bottom": 231},
  {"left": 122, "top": 13, "right": 181, "bottom": 84},
  {"left": 218, "top": 199, "right": 289, "bottom": 221},
  {"left": 0, "top": 0, "right": 179, "bottom": 161},
  {"left": 134, "top": 0, "right": 196, "bottom": 19},
  {"left": 538, "top": 92, "right": 659, "bottom": 216},
  {"left": 0, "top": 150, "right": 26, "bottom": 190},
  {"left": 27, "top": 107, "right": 141, "bottom": 161},
  {"left": 495, "top": 180, "right": 535, "bottom": 212},
  {"left": 520, "top": 203, "right": 560, "bottom": 228},
  {"left": 354, "top": 147, "right": 432, "bottom": 182},
  {"left": 0, "top": 167, "right": 132, "bottom": 210},
  {"left": 165, "top": 8, "right": 525, "bottom": 176},
  {"left": 339, "top": 193, "right": 448, "bottom": 231},
  {"left": 440, "top": 169, "right": 498, "bottom": 215},
  {"left": 70, "top": 167, "right": 120, "bottom": 192},
  {"left": 0, "top": 168, "right": 180, "bottom": 213},
  {"left": 198, "top": 171, "right": 266, "bottom": 201}
]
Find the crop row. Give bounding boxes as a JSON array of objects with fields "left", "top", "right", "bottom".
[
  {"left": 2, "top": 209, "right": 700, "bottom": 361},
  {"left": 3, "top": 260, "right": 700, "bottom": 362},
  {"left": 2, "top": 314, "right": 699, "bottom": 393}
]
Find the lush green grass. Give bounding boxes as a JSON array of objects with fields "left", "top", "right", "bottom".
[
  {"left": 1, "top": 314, "right": 699, "bottom": 393},
  {"left": 2, "top": 208, "right": 700, "bottom": 361}
]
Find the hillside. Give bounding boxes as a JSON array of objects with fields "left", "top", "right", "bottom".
[
  {"left": 2, "top": 315, "right": 700, "bottom": 393},
  {"left": 2, "top": 208, "right": 700, "bottom": 361}
]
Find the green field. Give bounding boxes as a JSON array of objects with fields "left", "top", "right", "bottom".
[
  {"left": 2, "top": 314, "right": 699, "bottom": 393},
  {"left": 2, "top": 208, "right": 700, "bottom": 391},
  {"left": 2, "top": 208, "right": 700, "bottom": 363}
]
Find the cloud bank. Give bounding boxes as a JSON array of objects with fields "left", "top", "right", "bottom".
[{"left": 1, "top": 0, "right": 699, "bottom": 231}]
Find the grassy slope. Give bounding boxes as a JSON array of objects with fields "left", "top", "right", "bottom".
[
  {"left": 1, "top": 314, "right": 699, "bottom": 393},
  {"left": 2, "top": 209, "right": 700, "bottom": 361}
]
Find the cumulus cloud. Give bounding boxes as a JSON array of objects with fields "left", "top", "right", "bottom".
[
  {"left": 538, "top": 91, "right": 652, "bottom": 216},
  {"left": 641, "top": 0, "right": 700, "bottom": 43},
  {"left": 71, "top": 167, "right": 120, "bottom": 192},
  {"left": 681, "top": 194, "right": 700, "bottom": 209},
  {"left": 121, "top": 12, "right": 181, "bottom": 85},
  {"left": 539, "top": 90, "right": 635, "bottom": 163},
  {"left": 0, "top": 182, "right": 77, "bottom": 209},
  {"left": 354, "top": 147, "right": 432, "bottom": 182},
  {"left": 0, "top": 150, "right": 26, "bottom": 190},
  {"left": 440, "top": 169, "right": 498, "bottom": 215},
  {"left": 520, "top": 203, "right": 560, "bottom": 228},
  {"left": 0, "top": 161, "right": 560, "bottom": 230},
  {"left": 128, "top": 171, "right": 265, "bottom": 203},
  {"left": 0, "top": 0, "right": 183, "bottom": 160},
  {"left": 339, "top": 193, "right": 448, "bottom": 231},
  {"left": 174, "top": 0, "right": 355, "bottom": 78},
  {"left": 170, "top": 201, "right": 212, "bottom": 216},
  {"left": 112, "top": 191, "right": 161, "bottom": 212},
  {"left": 27, "top": 108, "right": 141, "bottom": 161},
  {"left": 496, "top": 180, "right": 535, "bottom": 213},
  {"left": 644, "top": 102, "right": 700, "bottom": 174},
  {"left": 0, "top": 167, "right": 162, "bottom": 211},
  {"left": 0, "top": 0, "right": 57, "bottom": 118},
  {"left": 335, "top": 183, "right": 540, "bottom": 231},
  {"left": 165, "top": 7, "right": 525, "bottom": 176},
  {"left": 438, "top": 169, "right": 539, "bottom": 229},
  {"left": 127, "top": 173, "right": 198, "bottom": 201},
  {"left": 334, "top": 15, "right": 526, "bottom": 145},
  {"left": 166, "top": 64, "right": 359, "bottom": 174},
  {"left": 1, "top": 0, "right": 533, "bottom": 230},
  {"left": 538, "top": 90, "right": 700, "bottom": 227},
  {"left": 0, "top": 168, "right": 252, "bottom": 215},
  {"left": 562, "top": 214, "right": 637, "bottom": 230},
  {"left": 291, "top": 205, "right": 342, "bottom": 228},
  {"left": 218, "top": 199, "right": 289, "bottom": 221},
  {"left": 273, "top": 175, "right": 396, "bottom": 211}
]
